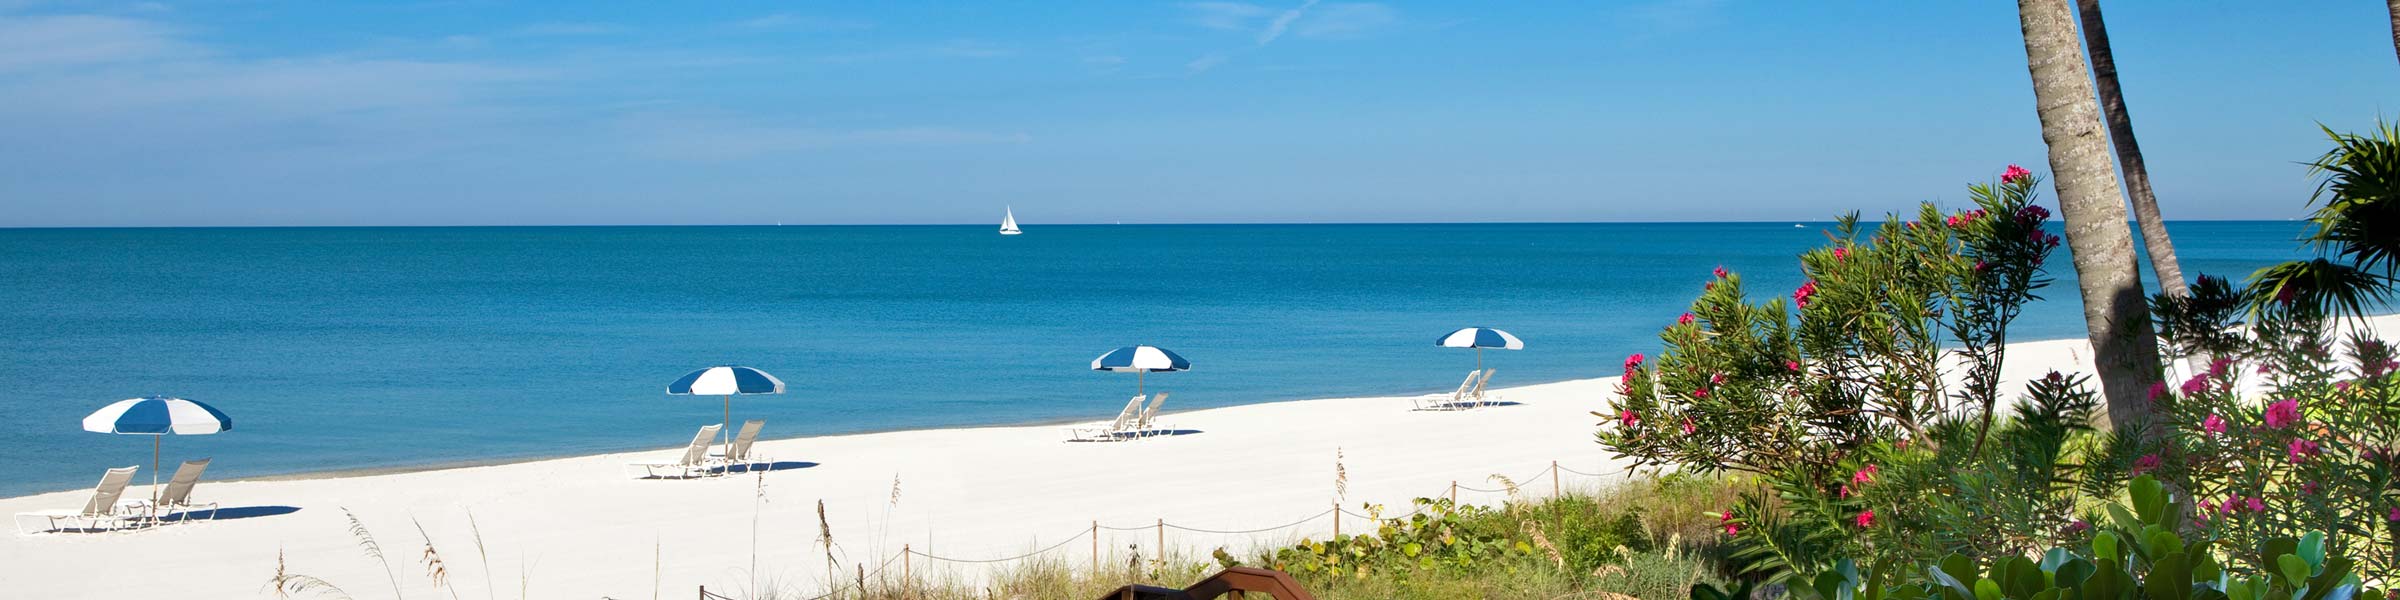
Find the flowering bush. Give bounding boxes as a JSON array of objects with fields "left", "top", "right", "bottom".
[
  {"left": 2146, "top": 280, "right": 2400, "bottom": 575},
  {"left": 1597, "top": 168, "right": 2109, "bottom": 577}
]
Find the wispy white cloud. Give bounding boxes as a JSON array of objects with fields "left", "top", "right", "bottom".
[
  {"left": 510, "top": 22, "right": 623, "bottom": 37},
  {"left": 611, "top": 112, "right": 1030, "bottom": 161},
  {"left": 0, "top": 14, "right": 193, "bottom": 72},
  {"left": 1185, "top": 53, "right": 1226, "bottom": 73},
  {"left": 1182, "top": 2, "right": 1271, "bottom": 31},
  {"left": 1255, "top": 0, "right": 1318, "bottom": 45},
  {"left": 731, "top": 13, "right": 872, "bottom": 32},
  {"left": 818, "top": 39, "right": 1014, "bottom": 63},
  {"left": 1293, "top": 3, "right": 1396, "bottom": 39}
]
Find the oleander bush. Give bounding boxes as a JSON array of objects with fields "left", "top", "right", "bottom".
[{"left": 1598, "top": 168, "right": 2130, "bottom": 579}]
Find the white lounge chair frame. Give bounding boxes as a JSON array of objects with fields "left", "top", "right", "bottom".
[
  {"left": 1127, "top": 391, "right": 1171, "bottom": 439},
  {"left": 628, "top": 424, "right": 723, "bottom": 479},
  {"left": 1068, "top": 395, "right": 1145, "bottom": 442},
  {"left": 121, "top": 458, "right": 217, "bottom": 524},
  {"left": 708, "top": 420, "right": 771, "bottom": 472},
  {"left": 1415, "top": 370, "right": 1481, "bottom": 411},
  {"left": 1467, "top": 368, "right": 1498, "bottom": 407},
  {"left": 15, "top": 466, "right": 141, "bottom": 534}
]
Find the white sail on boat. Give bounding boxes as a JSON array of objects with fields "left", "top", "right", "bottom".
[{"left": 999, "top": 206, "right": 1022, "bottom": 235}]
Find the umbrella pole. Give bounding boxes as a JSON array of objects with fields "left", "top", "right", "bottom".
[
  {"left": 1477, "top": 347, "right": 1484, "bottom": 373},
  {"left": 1138, "top": 370, "right": 1145, "bottom": 397},
  {"left": 723, "top": 395, "right": 733, "bottom": 453},
  {"left": 152, "top": 436, "right": 161, "bottom": 514}
]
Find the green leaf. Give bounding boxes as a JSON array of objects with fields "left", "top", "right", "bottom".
[
  {"left": 2298, "top": 532, "right": 2326, "bottom": 571},
  {"left": 2054, "top": 558, "right": 2095, "bottom": 591},
  {"left": 1974, "top": 579, "right": 2003, "bottom": 600},
  {"left": 2145, "top": 552, "right": 2190, "bottom": 600},
  {"left": 2279, "top": 555, "right": 2311, "bottom": 588},
  {"left": 2003, "top": 557, "right": 2047, "bottom": 598},
  {"left": 2094, "top": 532, "right": 2122, "bottom": 563},
  {"left": 2129, "top": 475, "right": 2166, "bottom": 524}
]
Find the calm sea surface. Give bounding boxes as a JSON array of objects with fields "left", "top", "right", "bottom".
[{"left": 0, "top": 222, "right": 2303, "bottom": 496}]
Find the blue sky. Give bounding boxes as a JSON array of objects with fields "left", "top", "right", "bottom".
[{"left": 0, "top": 1, "right": 2394, "bottom": 226}]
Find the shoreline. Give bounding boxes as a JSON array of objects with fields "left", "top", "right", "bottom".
[
  {"left": 5, "top": 318, "right": 2391, "bottom": 598},
  {"left": 11, "top": 318, "right": 2341, "bottom": 496}
]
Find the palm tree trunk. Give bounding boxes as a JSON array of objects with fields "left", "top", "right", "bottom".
[
  {"left": 2075, "top": 0, "right": 2187, "bottom": 298},
  {"left": 2016, "top": 0, "right": 2166, "bottom": 433},
  {"left": 2389, "top": 0, "right": 2400, "bottom": 67}
]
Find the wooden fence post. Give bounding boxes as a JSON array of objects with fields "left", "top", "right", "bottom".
[
  {"left": 902, "top": 544, "right": 912, "bottom": 599},
  {"left": 1332, "top": 501, "right": 1340, "bottom": 538},
  {"left": 1449, "top": 480, "right": 1457, "bottom": 503},
  {"left": 1552, "top": 460, "right": 1561, "bottom": 497},
  {"left": 1156, "top": 518, "right": 1165, "bottom": 566}
]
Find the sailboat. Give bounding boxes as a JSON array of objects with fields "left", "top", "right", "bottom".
[{"left": 999, "top": 206, "right": 1022, "bottom": 235}]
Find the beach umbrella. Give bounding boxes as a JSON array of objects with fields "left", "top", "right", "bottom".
[
  {"left": 82, "top": 396, "right": 233, "bottom": 504},
  {"left": 1436, "top": 327, "right": 1523, "bottom": 372},
  {"left": 667, "top": 366, "right": 785, "bottom": 449},
  {"left": 1090, "top": 345, "right": 1190, "bottom": 396}
]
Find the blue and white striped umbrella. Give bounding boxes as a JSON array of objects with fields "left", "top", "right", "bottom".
[
  {"left": 1436, "top": 327, "right": 1523, "bottom": 372},
  {"left": 666, "top": 366, "right": 785, "bottom": 451},
  {"left": 667, "top": 366, "right": 786, "bottom": 396},
  {"left": 82, "top": 396, "right": 233, "bottom": 505},
  {"left": 83, "top": 396, "right": 233, "bottom": 435},
  {"left": 1091, "top": 345, "right": 1189, "bottom": 396}
]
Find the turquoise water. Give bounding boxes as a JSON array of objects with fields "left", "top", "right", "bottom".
[{"left": 0, "top": 223, "right": 2303, "bottom": 496}]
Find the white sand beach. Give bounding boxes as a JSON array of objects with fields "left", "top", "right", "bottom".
[{"left": 5, "top": 318, "right": 2394, "bottom": 598}]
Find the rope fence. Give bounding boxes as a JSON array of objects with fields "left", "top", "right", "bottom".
[
  {"left": 712, "top": 459, "right": 1630, "bottom": 597},
  {"left": 893, "top": 458, "right": 1622, "bottom": 569}
]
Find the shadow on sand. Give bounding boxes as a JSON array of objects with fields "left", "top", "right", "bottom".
[
  {"left": 1411, "top": 401, "right": 1525, "bottom": 411},
  {"left": 1065, "top": 429, "right": 1206, "bottom": 442},
  {"left": 724, "top": 461, "right": 820, "bottom": 474},
  {"left": 189, "top": 505, "right": 302, "bottom": 521}
]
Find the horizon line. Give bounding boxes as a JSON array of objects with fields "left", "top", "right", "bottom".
[{"left": 0, "top": 217, "right": 2301, "bottom": 230}]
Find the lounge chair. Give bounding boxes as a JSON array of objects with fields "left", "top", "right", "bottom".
[
  {"left": 15, "top": 466, "right": 140, "bottom": 534},
  {"left": 1415, "top": 370, "right": 1481, "bottom": 411},
  {"left": 1128, "top": 392, "right": 1171, "bottom": 439},
  {"left": 709, "top": 420, "right": 769, "bottom": 472},
  {"left": 1068, "top": 395, "right": 1145, "bottom": 442},
  {"left": 627, "top": 424, "right": 723, "bottom": 479},
  {"left": 122, "top": 458, "right": 216, "bottom": 524},
  {"left": 1467, "top": 369, "right": 1498, "bottom": 407}
]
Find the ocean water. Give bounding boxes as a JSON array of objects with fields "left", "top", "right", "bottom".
[{"left": 0, "top": 222, "right": 2304, "bottom": 496}]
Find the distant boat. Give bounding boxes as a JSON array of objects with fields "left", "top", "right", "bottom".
[
  {"left": 999, "top": 206, "right": 1022, "bottom": 235},
  {"left": 1794, "top": 223, "right": 1805, "bottom": 228}
]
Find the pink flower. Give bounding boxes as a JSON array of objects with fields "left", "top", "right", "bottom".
[
  {"left": 2202, "top": 414, "right": 2225, "bottom": 435},
  {"left": 2265, "top": 399, "right": 2302, "bottom": 429},
  {"left": 1678, "top": 312, "right": 1695, "bottom": 325},
  {"left": 1854, "top": 510, "right": 1875, "bottom": 528},
  {"left": 1681, "top": 418, "right": 1696, "bottom": 436},
  {"left": 2001, "top": 164, "right": 2032, "bottom": 184},
  {"left": 1851, "top": 464, "right": 1878, "bottom": 485},
  {"left": 2180, "top": 373, "right": 2210, "bottom": 397},
  {"left": 2288, "top": 438, "right": 2322, "bottom": 462},
  {"left": 1713, "top": 266, "right": 1727, "bottom": 278},
  {"left": 1692, "top": 387, "right": 1709, "bottom": 399},
  {"left": 2064, "top": 520, "right": 2091, "bottom": 535},
  {"left": 1786, "top": 360, "right": 1801, "bottom": 372},
  {"left": 1710, "top": 373, "right": 1725, "bottom": 384},
  {"left": 1974, "top": 260, "right": 1988, "bottom": 272},
  {"left": 2336, "top": 381, "right": 2352, "bottom": 392},
  {"left": 1623, "top": 354, "right": 1645, "bottom": 370},
  {"left": 2131, "top": 453, "right": 2162, "bottom": 475},
  {"left": 2221, "top": 495, "right": 2243, "bottom": 514},
  {"left": 1838, "top": 484, "right": 1852, "bottom": 498},
  {"left": 1619, "top": 410, "right": 1639, "bottom": 428},
  {"left": 1720, "top": 511, "right": 1739, "bottom": 535},
  {"left": 2388, "top": 507, "right": 2399, "bottom": 523},
  {"left": 2016, "top": 204, "right": 2050, "bottom": 222},
  {"left": 2247, "top": 497, "right": 2265, "bottom": 513},
  {"left": 1793, "top": 281, "right": 1819, "bottom": 308},
  {"left": 2200, "top": 499, "right": 2220, "bottom": 514},
  {"left": 2147, "top": 381, "right": 2168, "bottom": 402},
  {"left": 2303, "top": 481, "right": 2321, "bottom": 495},
  {"left": 1832, "top": 247, "right": 1848, "bottom": 261}
]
